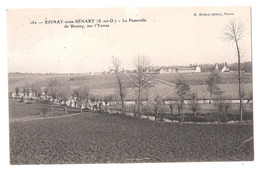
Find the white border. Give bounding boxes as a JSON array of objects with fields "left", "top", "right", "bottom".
[{"left": 1, "top": 1, "right": 259, "bottom": 171}]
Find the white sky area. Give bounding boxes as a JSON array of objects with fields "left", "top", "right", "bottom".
[{"left": 7, "top": 7, "right": 251, "bottom": 73}]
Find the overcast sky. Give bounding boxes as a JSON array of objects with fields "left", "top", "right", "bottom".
[{"left": 7, "top": 7, "right": 251, "bottom": 73}]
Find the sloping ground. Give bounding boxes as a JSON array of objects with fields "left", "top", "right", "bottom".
[
  {"left": 8, "top": 73, "right": 253, "bottom": 100},
  {"left": 9, "top": 98, "right": 85, "bottom": 121},
  {"left": 189, "top": 83, "right": 252, "bottom": 99},
  {"left": 9, "top": 113, "right": 253, "bottom": 164},
  {"left": 8, "top": 74, "right": 60, "bottom": 92},
  {"left": 153, "top": 72, "right": 252, "bottom": 85}
]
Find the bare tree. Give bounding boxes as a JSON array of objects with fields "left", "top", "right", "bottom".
[
  {"left": 130, "top": 56, "right": 153, "bottom": 117},
  {"left": 223, "top": 19, "right": 245, "bottom": 122},
  {"left": 175, "top": 77, "right": 190, "bottom": 122},
  {"left": 111, "top": 57, "right": 127, "bottom": 114},
  {"left": 188, "top": 92, "right": 201, "bottom": 117},
  {"left": 206, "top": 71, "right": 223, "bottom": 103}
]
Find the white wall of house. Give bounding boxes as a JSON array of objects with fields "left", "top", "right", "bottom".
[
  {"left": 221, "top": 65, "right": 230, "bottom": 72},
  {"left": 159, "top": 66, "right": 201, "bottom": 74},
  {"left": 195, "top": 66, "right": 201, "bottom": 72}
]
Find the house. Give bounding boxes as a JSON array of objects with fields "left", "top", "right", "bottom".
[
  {"left": 215, "top": 62, "right": 230, "bottom": 72},
  {"left": 155, "top": 65, "right": 201, "bottom": 74},
  {"left": 11, "top": 91, "right": 36, "bottom": 99},
  {"left": 159, "top": 67, "right": 172, "bottom": 74},
  {"left": 221, "top": 63, "right": 230, "bottom": 72},
  {"left": 175, "top": 66, "right": 201, "bottom": 73}
]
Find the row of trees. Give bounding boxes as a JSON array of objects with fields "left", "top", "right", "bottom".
[
  {"left": 110, "top": 19, "right": 249, "bottom": 123},
  {"left": 110, "top": 55, "right": 225, "bottom": 122},
  {"left": 111, "top": 56, "right": 153, "bottom": 117}
]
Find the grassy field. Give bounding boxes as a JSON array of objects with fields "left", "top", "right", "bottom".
[
  {"left": 9, "top": 98, "right": 85, "bottom": 121},
  {"left": 8, "top": 72, "right": 253, "bottom": 100},
  {"left": 9, "top": 112, "right": 253, "bottom": 164},
  {"left": 153, "top": 72, "right": 252, "bottom": 85}
]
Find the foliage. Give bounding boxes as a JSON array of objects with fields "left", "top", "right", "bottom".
[
  {"left": 188, "top": 92, "right": 201, "bottom": 116},
  {"left": 15, "top": 87, "right": 19, "bottom": 95},
  {"left": 31, "top": 84, "right": 41, "bottom": 97},
  {"left": 213, "top": 96, "right": 232, "bottom": 122},
  {"left": 47, "top": 79, "right": 61, "bottom": 99},
  {"left": 175, "top": 78, "right": 190, "bottom": 98},
  {"left": 175, "top": 77, "right": 190, "bottom": 122},
  {"left": 206, "top": 71, "right": 223, "bottom": 102}
]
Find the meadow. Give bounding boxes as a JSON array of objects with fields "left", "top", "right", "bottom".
[
  {"left": 8, "top": 72, "right": 253, "bottom": 100},
  {"left": 9, "top": 98, "right": 85, "bottom": 121}
]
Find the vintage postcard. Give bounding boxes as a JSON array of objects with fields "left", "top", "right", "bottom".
[{"left": 7, "top": 7, "right": 253, "bottom": 164}]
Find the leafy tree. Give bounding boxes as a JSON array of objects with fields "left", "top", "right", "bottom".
[
  {"left": 175, "top": 77, "right": 190, "bottom": 122},
  {"left": 213, "top": 99, "right": 223, "bottom": 123},
  {"left": 59, "top": 84, "right": 71, "bottom": 114},
  {"left": 15, "top": 87, "right": 19, "bottom": 96},
  {"left": 154, "top": 95, "right": 164, "bottom": 121},
  {"left": 213, "top": 96, "right": 232, "bottom": 123},
  {"left": 47, "top": 79, "right": 61, "bottom": 100},
  {"left": 223, "top": 100, "right": 232, "bottom": 122},
  {"left": 188, "top": 92, "right": 201, "bottom": 116},
  {"left": 31, "top": 84, "right": 41, "bottom": 98},
  {"left": 77, "top": 86, "right": 90, "bottom": 113},
  {"left": 206, "top": 71, "right": 223, "bottom": 103},
  {"left": 47, "top": 79, "right": 62, "bottom": 111}
]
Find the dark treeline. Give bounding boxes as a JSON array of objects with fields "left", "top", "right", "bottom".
[{"left": 200, "top": 61, "right": 252, "bottom": 72}]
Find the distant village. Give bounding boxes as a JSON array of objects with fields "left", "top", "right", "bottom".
[
  {"left": 9, "top": 61, "right": 251, "bottom": 76},
  {"left": 82, "top": 62, "right": 230, "bottom": 75}
]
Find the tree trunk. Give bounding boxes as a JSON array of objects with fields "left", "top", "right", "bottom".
[
  {"left": 218, "top": 111, "right": 222, "bottom": 123},
  {"left": 115, "top": 72, "right": 125, "bottom": 115},
  {"left": 180, "top": 98, "right": 184, "bottom": 122},
  {"left": 120, "top": 99, "right": 125, "bottom": 114},
  {"left": 137, "top": 88, "right": 141, "bottom": 117},
  {"left": 194, "top": 111, "right": 197, "bottom": 117},
  {"left": 235, "top": 40, "right": 243, "bottom": 122},
  {"left": 225, "top": 108, "right": 228, "bottom": 122},
  {"left": 51, "top": 102, "right": 54, "bottom": 111},
  {"left": 64, "top": 106, "right": 67, "bottom": 114}
]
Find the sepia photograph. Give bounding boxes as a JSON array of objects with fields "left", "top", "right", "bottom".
[{"left": 7, "top": 6, "right": 254, "bottom": 165}]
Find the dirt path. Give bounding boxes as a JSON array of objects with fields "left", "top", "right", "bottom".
[
  {"left": 152, "top": 77, "right": 176, "bottom": 87},
  {"left": 9, "top": 111, "right": 95, "bottom": 123}
]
